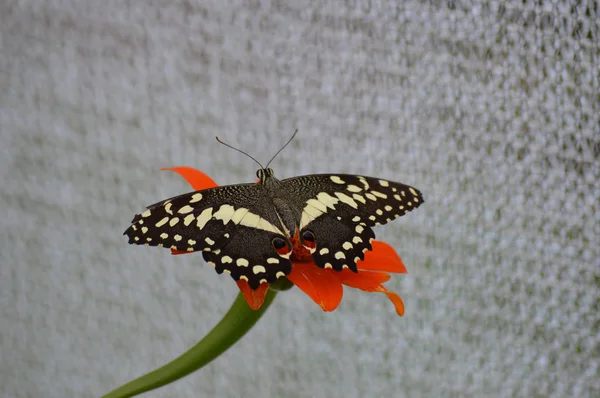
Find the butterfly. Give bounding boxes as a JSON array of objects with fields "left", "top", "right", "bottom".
[{"left": 124, "top": 132, "right": 424, "bottom": 289}]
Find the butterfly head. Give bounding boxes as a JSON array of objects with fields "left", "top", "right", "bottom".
[{"left": 256, "top": 168, "right": 275, "bottom": 184}]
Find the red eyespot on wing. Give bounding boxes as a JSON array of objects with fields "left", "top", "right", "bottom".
[
  {"left": 302, "top": 230, "right": 316, "bottom": 250},
  {"left": 272, "top": 237, "right": 290, "bottom": 256}
]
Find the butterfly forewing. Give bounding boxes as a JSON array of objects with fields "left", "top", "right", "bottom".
[
  {"left": 282, "top": 173, "right": 424, "bottom": 271},
  {"left": 123, "top": 183, "right": 293, "bottom": 286}
]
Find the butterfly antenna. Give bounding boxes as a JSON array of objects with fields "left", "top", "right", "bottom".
[
  {"left": 215, "top": 136, "right": 264, "bottom": 169},
  {"left": 265, "top": 129, "right": 299, "bottom": 169}
]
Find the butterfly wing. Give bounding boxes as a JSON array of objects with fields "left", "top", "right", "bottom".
[
  {"left": 123, "top": 183, "right": 292, "bottom": 287},
  {"left": 282, "top": 174, "right": 424, "bottom": 271}
]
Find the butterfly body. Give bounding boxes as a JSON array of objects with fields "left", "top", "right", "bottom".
[{"left": 124, "top": 168, "right": 423, "bottom": 289}]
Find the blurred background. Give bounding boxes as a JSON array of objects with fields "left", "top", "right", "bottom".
[{"left": 1, "top": 1, "right": 598, "bottom": 397}]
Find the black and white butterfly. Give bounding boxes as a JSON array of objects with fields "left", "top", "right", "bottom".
[{"left": 124, "top": 133, "right": 424, "bottom": 289}]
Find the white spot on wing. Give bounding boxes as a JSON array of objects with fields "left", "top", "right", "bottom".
[
  {"left": 222, "top": 256, "right": 233, "bottom": 264},
  {"left": 358, "top": 177, "right": 370, "bottom": 190},
  {"left": 317, "top": 192, "right": 339, "bottom": 209},
  {"left": 379, "top": 179, "right": 389, "bottom": 187},
  {"left": 213, "top": 204, "right": 236, "bottom": 225},
  {"left": 335, "top": 251, "right": 346, "bottom": 259},
  {"left": 253, "top": 265, "right": 266, "bottom": 274},
  {"left": 276, "top": 271, "right": 285, "bottom": 278},
  {"left": 205, "top": 237, "right": 215, "bottom": 245},
  {"left": 267, "top": 258, "right": 280, "bottom": 264},
  {"left": 409, "top": 187, "right": 418, "bottom": 197},
  {"left": 155, "top": 217, "right": 169, "bottom": 227},
  {"left": 164, "top": 203, "right": 173, "bottom": 215},
  {"left": 231, "top": 207, "right": 250, "bottom": 224},
  {"left": 365, "top": 193, "right": 377, "bottom": 201},
  {"left": 190, "top": 193, "right": 203, "bottom": 203},
  {"left": 188, "top": 239, "right": 196, "bottom": 246},
  {"left": 141, "top": 227, "right": 148, "bottom": 234},
  {"left": 169, "top": 217, "right": 179, "bottom": 227},
  {"left": 141, "top": 209, "right": 151, "bottom": 218},
  {"left": 239, "top": 211, "right": 283, "bottom": 234},
  {"left": 160, "top": 233, "right": 168, "bottom": 239},
  {"left": 342, "top": 242, "right": 353, "bottom": 250},
  {"left": 307, "top": 199, "right": 327, "bottom": 213},
  {"left": 178, "top": 205, "right": 194, "bottom": 214},
  {"left": 335, "top": 192, "right": 358, "bottom": 209},
  {"left": 237, "top": 258, "right": 249, "bottom": 267},
  {"left": 174, "top": 234, "right": 182, "bottom": 241},
  {"left": 353, "top": 194, "right": 366, "bottom": 204},
  {"left": 196, "top": 208, "right": 213, "bottom": 229},
  {"left": 319, "top": 248, "right": 330, "bottom": 255},
  {"left": 183, "top": 214, "right": 195, "bottom": 226},
  {"left": 330, "top": 176, "right": 345, "bottom": 184},
  {"left": 347, "top": 184, "right": 362, "bottom": 192},
  {"left": 371, "top": 191, "right": 388, "bottom": 199},
  {"left": 352, "top": 236, "right": 363, "bottom": 244}
]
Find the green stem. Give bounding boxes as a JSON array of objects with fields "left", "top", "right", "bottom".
[{"left": 103, "top": 289, "right": 278, "bottom": 398}]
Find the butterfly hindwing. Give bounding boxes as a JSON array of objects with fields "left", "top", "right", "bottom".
[
  {"left": 304, "top": 213, "right": 375, "bottom": 272},
  {"left": 202, "top": 227, "right": 292, "bottom": 289}
]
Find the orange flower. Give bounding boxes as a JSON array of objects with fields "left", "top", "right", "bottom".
[{"left": 162, "top": 167, "right": 408, "bottom": 316}]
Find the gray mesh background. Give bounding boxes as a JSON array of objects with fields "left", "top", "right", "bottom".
[{"left": 2, "top": 1, "right": 599, "bottom": 397}]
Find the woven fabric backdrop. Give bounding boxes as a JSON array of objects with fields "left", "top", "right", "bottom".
[{"left": 2, "top": 1, "right": 598, "bottom": 397}]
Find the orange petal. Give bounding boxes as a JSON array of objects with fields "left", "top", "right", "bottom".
[
  {"left": 161, "top": 167, "right": 219, "bottom": 190},
  {"left": 358, "top": 241, "right": 407, "bottom": 274},
  {"left": 171, "top": 249, "right": 193, "bottom": 255},
  {"left": 335, "top": 270, "right": 391, "bottom": 290},
  {"left": 236, "top": 280, "right": 268, "bottom": 310},
  {"left": 287, "top": 262, "right": 343, "bottom": 312},
  {"left": 381, "top": 288, "right": 405, "bottom": 316}
]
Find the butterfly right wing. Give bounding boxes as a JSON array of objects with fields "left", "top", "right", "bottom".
[
  {"left": 123, "top": 183, "right": 293, "bottom": 288},
  {"left": 281, "top": 173, "right": 424, "bottom": 272}
]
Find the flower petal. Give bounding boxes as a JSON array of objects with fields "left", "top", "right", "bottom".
[
  {"left": 236, "top": 279, "right": 269, "bottom": 310},
  {"left": 335, "top": 270, "right": 391, "bottom": 290},
  {"left": 358, "top": 241, "right": 407, "bottom": 274},
  {"left": 171, "top": 249, "right": 192, "bottom": 255},
  {"left": 380, "top": 288, "right": 405, "bottom": 316},
  {"left": 287, "top": 262, "right": 343, "bottom": 312},
  {"left": 161, "top": 167, "right": 218, "bottom": 190}
]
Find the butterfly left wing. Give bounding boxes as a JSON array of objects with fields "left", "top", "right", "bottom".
[
  {"left": 282, "top": 174, "right": 424, "bottom": 271},
  {"left": 123, "top": 183, "right": 293, "bottom": 288}
]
